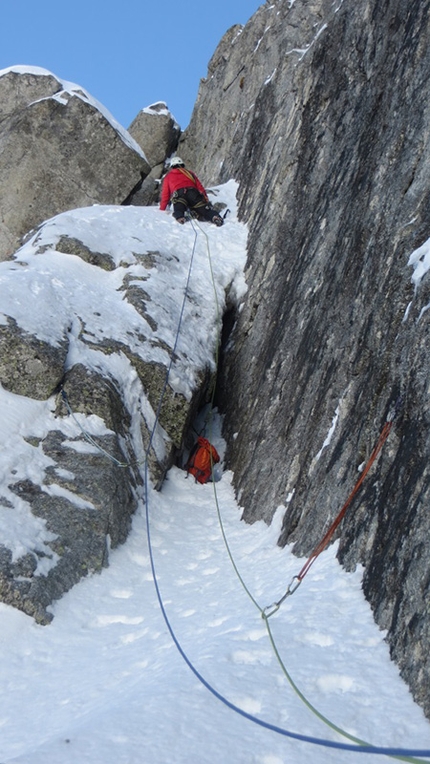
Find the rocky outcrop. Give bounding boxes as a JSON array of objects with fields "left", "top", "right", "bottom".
[
  {"left": 0, "top": 201, "right": 240, "bottom": 623},
  {"left": 0, "top": 67, "right": 150, "bottom": 260},
  {"left": 181, "top": 0, "right": 430, "bottom": 718},
  {"left": 4, "top": 365, "right": 138, "bottom": 625},
  {"left": 127, "top": 102, "right": 180, "bottom": 206},
  {"left": 0, "top": 318, "right": 68, "bottom": 399},
  {"left": 128, "top": 102, "right": 180, "bottom": 168}
]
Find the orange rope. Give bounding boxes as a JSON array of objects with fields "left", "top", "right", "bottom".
[
  {"left": 263, "top": 405, "right": 401, "bottom": 617},
  {"left": 297, "top": 419, "right": 393, "bottom": 582}
]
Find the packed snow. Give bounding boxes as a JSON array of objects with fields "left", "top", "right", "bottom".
[
  {"left": 0, "top": 180, "right": 246, "bottom": 577},
  {"left": 0, "top": 183, "right": 429, "bottom": 764}
]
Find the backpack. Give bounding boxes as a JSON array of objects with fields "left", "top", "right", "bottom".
[{"left": 185, "top": 436, "right": 220, "bottom": 484}]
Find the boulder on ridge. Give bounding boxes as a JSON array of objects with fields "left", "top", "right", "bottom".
[
  {"left": 128, "top": 101, "right": 180, "bottom": 168},
  {"left": 0, "top": 66, "right": 150, "bottom": 260}
]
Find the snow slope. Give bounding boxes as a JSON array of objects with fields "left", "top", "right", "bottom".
[{"left": 0, "top": 186, "right": 429, "bottom": 764}]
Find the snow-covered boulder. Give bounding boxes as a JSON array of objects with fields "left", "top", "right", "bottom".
[
  {"left": 0, "top": 185, "right": 247, "bottom": 622},
  {"left": 0, "top": 66, "right": 151, "bottom": 260},
  {"left": 128, "top": 101, "right": 180, "bottom": 168},
  {"left": 127, "top": 102, "right": 181, "bottom": 206}
]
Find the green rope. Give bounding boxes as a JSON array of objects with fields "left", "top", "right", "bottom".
[
  {"left": 60, "top": 215, "right": 427, "bottom": 763},
  {"left": 189, "top": 217, "right": 427, "bottom": 764}
]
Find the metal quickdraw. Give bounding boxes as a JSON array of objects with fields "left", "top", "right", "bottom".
[
  {"left": 262, "top": 575, "right": 302, "bottom": 619},
  {"left": 262, "top": 395, "right": 403, "bottom": 619}
]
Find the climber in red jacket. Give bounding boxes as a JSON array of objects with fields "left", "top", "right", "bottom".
[{"left": 159, "top": 157, "right": 224, "bottom": 226}]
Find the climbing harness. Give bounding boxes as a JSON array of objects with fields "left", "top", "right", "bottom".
[
  {"left": 263, "top": 396, "right": 403, "bottom": 619},
  {"left": 172, "top": 188, "right": 209, "bottom": 213}
]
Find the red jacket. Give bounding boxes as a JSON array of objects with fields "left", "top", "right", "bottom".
[
  {"left": 159, "top": 167, "right": 208, "bottom": 210},
  {"left": 186, "top": 436, "right": 220, "bottom": 484}
]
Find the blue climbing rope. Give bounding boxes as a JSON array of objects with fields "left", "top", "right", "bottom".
[
  {"left": 145, "top": 499, "right": 430, "bottom": 756},
  {"left": 143, "top": 216, "right": 430, "bottom": 759},
  {"left": 57, "top": 211, "right": 430, "bottom": 759}
]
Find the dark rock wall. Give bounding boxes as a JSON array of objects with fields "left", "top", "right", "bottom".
[{"left": 182, "top": 0, "right": 430, "bottom": 716}]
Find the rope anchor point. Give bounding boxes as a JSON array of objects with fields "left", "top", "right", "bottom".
[{"left": 262, "top": 576, "right": 302, "bottom": 619}]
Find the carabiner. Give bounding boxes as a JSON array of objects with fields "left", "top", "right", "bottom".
[
  {"left": 262, "top": 575, "right": 302, "bottom": 619},
  {"left": 262, "top": 602, "right": 280, "bottom": 619},
  {"left": 288, "top": 575, "right": 302, "bottom": 594}
]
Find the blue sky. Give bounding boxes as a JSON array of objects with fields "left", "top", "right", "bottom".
[{"left": 0, "top": 0, "right": 262, "bottom": 130}]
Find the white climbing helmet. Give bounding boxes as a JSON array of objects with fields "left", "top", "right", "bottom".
[{"left": 170, "top": 156, "right": 185, "bottom": 167}]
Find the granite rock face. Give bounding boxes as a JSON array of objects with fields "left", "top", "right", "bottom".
[
  {"left": 4, "top": 367, "right": 139, "bottom": 625},
  {"left": 0, "top": 317, "right": 68, "bottom": 400},
  {"left": 128, "top": 102, "right": 180, "bottom": 168},
  {"left": 0, "top": 67, "right": 150, "bottom": 260},
  {"left": 0, "top": 205, "right": 222, "bottom": 623},
  {"left": 127, "top": 103, "right": 181, "bottom": 206},
  {"left": 182, "top": 0, "right": 430, "bottom": 717}
]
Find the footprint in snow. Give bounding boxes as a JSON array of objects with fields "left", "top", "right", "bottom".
[
  {"left": 316, "top": 674, "right": 354, "bottom": 693},
  {"left": 110, "top": 588, "right": 133, "bottom": 599},
  {"left": 202, "top": 567, "right": 220, "bottom": 576}
]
